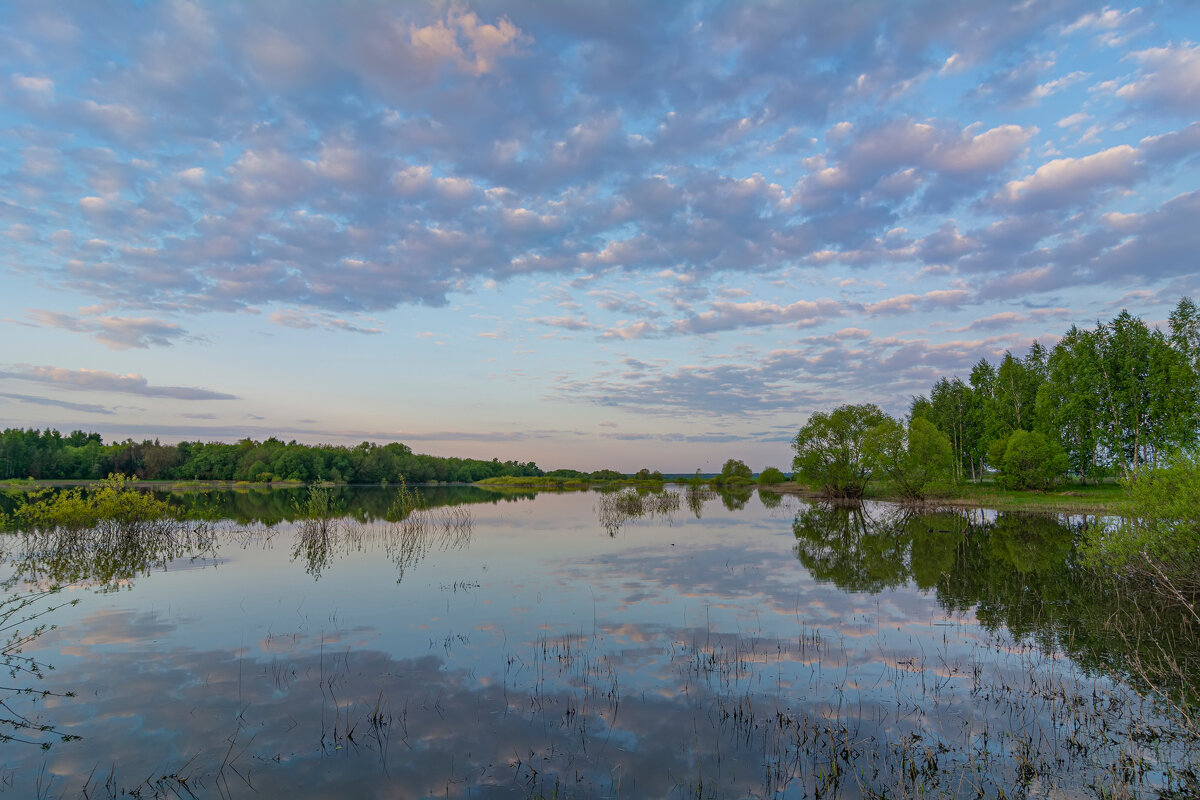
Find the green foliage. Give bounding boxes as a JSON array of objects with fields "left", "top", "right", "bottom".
[
  {"left": 915, "top": 298, "right": 1200, "bottom": 486},
  {"left": 588, "top": 469, "right": 625, "bottom": 481},
  {"left": 711, "top": 458, "right": 754, "bottom": 486},
  {"left": 792, "top": 403, "right": 887, "bottom": 499},
  {"left": 1082, "top": 450, "right": 1200, "bottom": 605},
  {"left": 1, "top": 475, "right": 214, "bottom": 589},
  {"left": 0, "top": 429, "right": 544, "bottom": 485},
  {"left": 718, "top": 459, "right": 752, "bottom": 482},
  {"left": 10, "top": 474, "right": 177, "bottom": 532},
  {"left": 863, "top": 416, "right": 957, "bottom": 500},
  {"left": 544, "top": 468, "right": 585, "bottom": 479},
  {"left": 385, "top": 478, "right": 424, "bottom": 520},
  {"left": 995, "top": 430, "right": 1069, "bottom": 490},
  {"left": 475, "top": 475, "right": 588, "bottom": 489},
  {"left": 757, "top": 467, "right": 786, "bottom": 485}
]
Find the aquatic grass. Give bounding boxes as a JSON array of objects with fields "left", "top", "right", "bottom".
[{"left": 596, "top": 488, "right": 680, "bottom": 534}]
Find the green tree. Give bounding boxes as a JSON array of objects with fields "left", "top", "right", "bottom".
[
  {"left": 757, "top": 467, "right": 786, "bottom": 485},
  {"left": 716, "top": 458, "right": 753, "bottom": 484},
  {"left": 995, "top": 430, "right": 1069, "bottom": 490},
  {"left": 1036, "top": 326, "right": 1104, "bottom": 484},
  {"left": 968, "top": 360, "right": 998, "bottom": 479},
  {"left": 921, "top": 377, "right": 975, "bottom": 480},
  {"left": 792, "top": 403, "right": 887, "bottom": 499},
  {"left": 1169, "top": 296, "right": 1200, "bottom": 376},
  {"left": 863, "top": 416, "right": 957, "bottom": 500}
]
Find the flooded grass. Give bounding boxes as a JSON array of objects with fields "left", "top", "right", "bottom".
[{"left": 0, "top": 487, "right": 1195, "bottom": 797}]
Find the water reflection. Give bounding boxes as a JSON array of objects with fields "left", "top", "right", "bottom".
[
  {"left": 293, "top": 512, "right": 474, "bottom": 582},
  {"left": 0, "top": 516, "right": 217, "bottom": 591},
  {"left": 793, "top": 501, "right": 1200, "bottom": 715},
  {"left": 595, "top": 487, "right": 680, "bottom": 535},
  {"left": 684, "top": 483, "right": 713, "bottom": 518},
  {"left": 2, "top": 484, "right": 534, "bottom": 531},
  {"left": 0, "top": 488, "right": 1195, "bottom": 798}
]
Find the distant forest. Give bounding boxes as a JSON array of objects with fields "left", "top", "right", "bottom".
[
  {"left": 0, "top": 432, "right": 543, "bottom": 484},
  {"left": 911, "top": 297, "right": 1199, "bottom": 483}
]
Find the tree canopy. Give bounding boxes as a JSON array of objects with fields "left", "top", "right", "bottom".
[
  {"left": 912, "top": 298, "right": 1199, "bottom": 483},
  {"left": 0, "top": 430, "right": 544, "bottom": 485},
  {"left": 792, "top": 403, "right": 887, "bottom": 499}
]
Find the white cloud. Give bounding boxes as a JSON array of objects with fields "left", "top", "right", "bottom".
[
  {"left": 1116, "top": 42, "right": 1200, "bottom": 114},
  {"left": 995, "top": 145, "right": 1141, "bottom": 209}
]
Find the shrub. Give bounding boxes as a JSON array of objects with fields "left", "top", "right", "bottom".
[
  {"left": 11, "top": 474, "right": 176, "bottom": 533},
  {"left": 757, "top": 467, "right": 786, "bottom": 485},
  {"left": 1082, "top": 450, "right": 1200, "bottom": 612},
  {"left": 716, "top": 459, "right": 753, "bottom": 484},
  {"left": 996, "top": 430, "right": 1069, "bottom": 490}
]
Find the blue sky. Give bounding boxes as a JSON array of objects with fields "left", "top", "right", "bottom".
[{"left": 1, "top": 1, "right": 1198, "bottom": 473}]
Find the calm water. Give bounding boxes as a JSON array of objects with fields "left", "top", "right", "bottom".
[{"left": 0, "top": 485, "right": 1196, "bottom": 798}]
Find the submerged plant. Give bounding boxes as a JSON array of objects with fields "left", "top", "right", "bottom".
[
  {"left": 7, "top": 474, "right": 178, "bottom": 534},
  {"left": 1, "top": 476, "right": 214, "bottom": 590},
  {"left": 385, "top": 478, "right": 424, "bottom": 521},
  {"left": 596, "top": 488, "right": 680, "bottom": 535}
]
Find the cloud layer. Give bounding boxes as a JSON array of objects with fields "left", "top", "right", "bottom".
[{"left": 1, "top": 1, "right": 1198, "bottom": 468}]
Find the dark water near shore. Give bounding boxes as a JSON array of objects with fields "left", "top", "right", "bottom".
[{"left": 0, "top": 485, "right": 1196, "bottom": 798}]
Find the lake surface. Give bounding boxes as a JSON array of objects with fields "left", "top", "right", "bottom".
[{"left": 0, "top": 485, "right": 1196, "bottom": 798}]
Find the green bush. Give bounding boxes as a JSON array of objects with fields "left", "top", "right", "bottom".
[
  {"left": 715, "top": 459, "right": 753, "bottom": 484},
  {"left": 1082, "top": 450, "right": 1200, "bottom": 608},
  {"left": 996, "top": 430, "right": 1069, "bottom": 490},
  {"left": 757, "top": 467, "right": 786, "bottom": 485},
  {"left": 10, "top": 474, "right": 176, "bottom": 532}
]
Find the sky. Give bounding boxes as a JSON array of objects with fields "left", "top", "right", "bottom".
[{"left": 1, "top": 0, "right": 1199, "bottom": 473}]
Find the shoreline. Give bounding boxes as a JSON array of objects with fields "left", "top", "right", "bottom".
[{"left": 0, "top": 477, "right": 1127, "bottom": 514}]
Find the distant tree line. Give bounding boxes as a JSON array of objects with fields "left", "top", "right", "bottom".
[
  {"left": 0, "top": 431, "right": 544, "bottom": 484},
  {"left": 911, "top": 298, "right": 1199, "bottom": 484}
]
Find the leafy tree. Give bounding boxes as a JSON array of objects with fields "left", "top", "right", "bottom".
[
  {"left": 715, "top": 458, "right": 753, "bottom": 485},
  {"left": 1169, "top": 296, "right": 1200, "bottom": 376},
  {"left": 995, "top": 430, "right": 1069, "bottom": 490},
  {"left": 1036, "top": 326, "right": 1104, "bottom": 484},
  {"left": 863, "top": 416, "right": 956, "bottom": 500},
  {"left": 757, "top": 467, "right": 786, "bottom": 485},
  {"left": 920, "top": 377, "right": 975, "bottom": 480},
  {"left": 792, "top": 403, "right": 887, "bottom": 499},
  {"left": 967, "top": 360, "right": 1001, "bottom": 479}
]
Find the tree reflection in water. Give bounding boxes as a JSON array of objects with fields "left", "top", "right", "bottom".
[{"left": 793, "top": 500, "right": 1200, "bottom": 715}]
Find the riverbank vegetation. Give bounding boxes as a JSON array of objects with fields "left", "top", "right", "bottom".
[
  {"left": 791, "top": 298, "right": 1200, "bottom": 613},
  {"left": 0, "top": 430, "right": 543, "bottom": 485}
]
